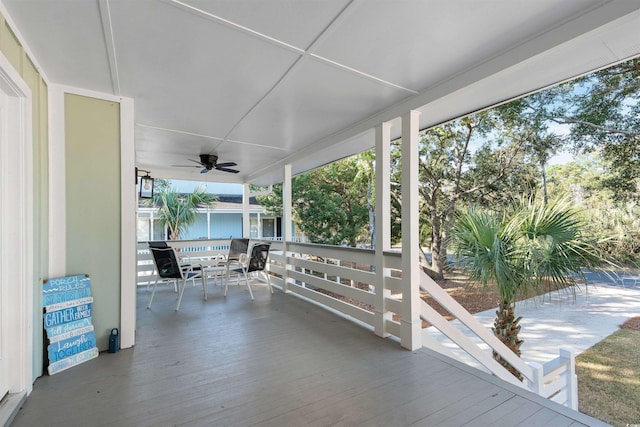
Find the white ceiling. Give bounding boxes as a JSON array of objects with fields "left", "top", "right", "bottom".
[{"left": 3, "top": 0, "right": 640, "bottom": 185}]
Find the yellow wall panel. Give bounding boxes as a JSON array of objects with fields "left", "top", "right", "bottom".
[
  {"left": 0, "top": 18, "right": 23, "bottom": 74},
  {"left": 65, "top": 93, "right": 121, "bottom": 351}
]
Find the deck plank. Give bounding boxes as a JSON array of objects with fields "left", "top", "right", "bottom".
[{"left": 12, "top": 285, "right": 602, "bottom": 426}]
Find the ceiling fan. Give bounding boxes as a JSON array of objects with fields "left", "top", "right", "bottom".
[{"left": 173, "top": 154, "right": 239, "bottom": 174}]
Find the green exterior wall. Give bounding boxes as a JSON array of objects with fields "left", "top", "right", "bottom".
[
  {"left": 0, "top": 13, "right": 49, "bottom": 380},
  {"left": 65, "top": 93, "right": 121, "bottom": 351}
]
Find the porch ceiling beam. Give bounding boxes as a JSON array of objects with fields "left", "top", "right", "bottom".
[
  {"left": 246, "top": 0, "right": 640, "bottom": 184},
  {"left": 167, "top": 0, "right": 416, "bottom": 162},
  {"left": 97, "top": 0, "right": 121, "bottom": 95}
]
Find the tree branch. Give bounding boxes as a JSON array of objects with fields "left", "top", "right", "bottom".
[{"left": 551, "top": 117, "right": 640, "bottom": 138}]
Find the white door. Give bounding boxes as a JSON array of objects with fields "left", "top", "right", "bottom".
[
  {"left": 0, "top": 88, "right": 8, "bottom": 401},
  {"left": 0, "top": 52, "right": 33, "bottom": 413}
]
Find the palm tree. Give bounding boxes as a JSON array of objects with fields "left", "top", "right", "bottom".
[
  {"left": 453, "top": 199, "right": 603, "bottom": 379},
  {"left": 153, "top": 184, "right": 216, "bottom": 240}
]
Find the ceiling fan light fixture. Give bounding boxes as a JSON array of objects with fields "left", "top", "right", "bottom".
[{"left": 173, "top": 154, "right": 240, "bottom": 174}]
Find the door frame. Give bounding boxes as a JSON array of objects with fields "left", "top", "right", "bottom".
[{"left": 0, "top": 50, "right": 34, "bottom": 407}]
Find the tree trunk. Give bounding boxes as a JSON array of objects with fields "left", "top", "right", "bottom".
[
  {"left": 540, "top": 160, "right": 548, "bottom": 205},
  {"left": 367, "top": 178, "right": 375, "bottom": 249},
  {"left": 492, "top": 301, "right": 524, "bottom": 381},
  {"left": 436, "top": 195, "right": 458, "bottom": 275},
  {"left": 429, "top": 196, "right": 444, "bottom": 279}
]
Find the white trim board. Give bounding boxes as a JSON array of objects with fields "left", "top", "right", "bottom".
[{"left": 0, "top": 49, "right": 34, "bottom": 421}]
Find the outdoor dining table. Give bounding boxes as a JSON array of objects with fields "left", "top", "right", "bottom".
[{"left": 181, "top": 255, "right": 228, "bottom": 300}]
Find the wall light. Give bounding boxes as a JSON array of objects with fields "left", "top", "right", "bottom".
[{"left": 137, "top": 169, "right": 154, "bottom": 199}]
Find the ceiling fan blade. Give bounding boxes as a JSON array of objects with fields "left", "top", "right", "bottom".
[
  {"left": 172, "top": 165, "right": 201, "bottom": 168},
  {"left": 188, "top": 158, "right": 206, "bottom": 166},
  {"left": 216, "top": 162, "right": 237, "bottom": 168},
  {"left": 215, "top": 166, "right": 240, "bottom": 174}
]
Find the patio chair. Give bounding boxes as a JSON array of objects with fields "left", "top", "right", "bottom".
[
  {"left": 147, "top": 241, "right": 177, "bottom": 292},
  {"left": 148, "top": 246, "right": 204, "bottom": 311},
  {"left": 227, "top": 238, "right": 249, "bottom": 261},
  {"left": 150, "top": 240, "right": 202, "bottom": 270},
  {"left": 224, "top": 243, "right": 272, "bottom": 300}
]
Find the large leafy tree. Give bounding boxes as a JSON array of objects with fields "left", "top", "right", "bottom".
[
  {"left": 257, "top": 153, "right": 373, "bottom": 246},
  {"left": 523, "top": 58, "right": 640, "bottom": 201},
  {"left": 453, "top": 199, "right": 603, "bottom": 378},
  {"left": 413, "top": 110, "right": 540, "bottom": 278},
  {"left": 294, "top": 161, "right": 369, "bottom": 246},
  {"left": 152, "top": 181, "right": 216, "bottom": 240},
  {"left": 565, "top": 60, "right": 640, "bottom": 200}
]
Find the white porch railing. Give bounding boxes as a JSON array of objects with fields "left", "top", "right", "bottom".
[
  {"left": 137, "top": 239, "right": 232, "bottom": 287},
  {"left": 136, "top": 239, "right": 577, "bottom": 410},
  {"left": 533, "top": 347, "right": 578, "bottom": 409},
  {"left": 416, "top": 252, "right": 577, "bottom": 410}
]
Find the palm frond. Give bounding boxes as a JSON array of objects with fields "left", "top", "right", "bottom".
[
  {"left": 153, "top": 185, "right": 216, "bottom": 239},
  {"left": 453, "top": 199, "right": 606, "bottom": 305}
]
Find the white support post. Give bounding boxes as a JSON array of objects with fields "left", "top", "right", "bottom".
[
  {"left": 120, "top": 96, "right": 137, "bottom": 350},
  {"left": 400, "top": 110, "right": 422, "bottom": 350},
  {"left": 529, "top": 361, "right": 544, "bottom": 396},
  {"left": 282, "top": 164, "right": 293, "bottom": 293},
  {"left": 257, "top": 212, "right": 262, "bottom": 238},
  {"left": 150, "top": 210, "right": 154, "bottom": 240},
  {"left": 560, "top": 346, "right": 578, "bottom": 410},
  {"left": 242, "top": 183, "right": 250, "bottom": 238},
  {"left": 374, "top": 122, "right": 392, "bottom": 338},
  {"left": 207, "top": 211, "right": 211, "bottom": 239}
]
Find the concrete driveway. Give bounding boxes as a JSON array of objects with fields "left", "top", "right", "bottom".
[{"left": 423, "top": 269, "right": 640, "bottom": 368}]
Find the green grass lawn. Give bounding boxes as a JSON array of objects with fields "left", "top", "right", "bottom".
[{"left": 576, "top": 328, "right": 640, "bottom": 427}]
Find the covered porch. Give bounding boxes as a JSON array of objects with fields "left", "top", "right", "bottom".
[
  {"left": 12, "top": 283, "right": 603, "bottom": 426},
  {"left": 0, "top": 1, "right": 639, "bottom": 425}
]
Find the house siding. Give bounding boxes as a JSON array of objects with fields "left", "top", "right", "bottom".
[
  {"left": 0, "top": 12, "right": 49, "bottom": 380},
  {"left": 65, "top": 93, "right": 120, "bottom": 352},
  {"left": 183, "top": 214, "right": 209, "bottom": 240},
  {"left": 210, "top": 212, "right": 243, "bottom": 238},
  {"left": 180, "top": 212, "right": 245, "bottom": 240}
]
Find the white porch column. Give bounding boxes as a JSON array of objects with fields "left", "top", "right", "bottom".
[
  {"left": 207, "top": 211, "right": 211, "bottom": 239},
  {"left": 374, "top": 121, "right": 392, "bottom": 338},
  {"left": 282, "top": 164, "right": 292, "bottom": 292},
  {"left": 242, "top": 183, "right": 250, "bottom": 238},
  {"left": 119, "top": 96, "right": 137, "bottom": 350},
  {"left": 401, "top": 110, "right": 422, "bottom": 350},
  {"left": 150, "top": 210, "right": 154, "bottom": 240},
  {"left": 257, "top": 212, "right": 262, "bottom": 238}
]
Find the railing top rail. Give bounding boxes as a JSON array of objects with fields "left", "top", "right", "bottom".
[
  {"left": 138, "top": 238, "right": 231, "bottom": 245},
  {"left": 287, "top": 241, "right": 374, "bottom": 255}
]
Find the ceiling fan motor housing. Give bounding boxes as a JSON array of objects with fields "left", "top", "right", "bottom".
[{"left": 200, "top": 154, "right": 218, "bottom": 166}]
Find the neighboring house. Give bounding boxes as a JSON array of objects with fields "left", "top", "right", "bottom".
[
  {"left": 137, "top": 180, "right": 286, "bottom": 241},
  {"left": 137, "top": 194, "right": 283, "bottom": 241}
]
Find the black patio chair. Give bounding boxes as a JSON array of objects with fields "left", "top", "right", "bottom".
[
  {"left": 147, "top": 241, "right": 176, "bottom": 291},
  {"left": 227, "top": 238, "right": 249, "bottom": 261},
  {"left": 148, "top": 246, "right": 204, "bottom": 311},
  {"left": 149, "top": 240, "right": 200, "bottom": 272},
  {"left": 224, "top": 243, "right": 272, "bottom": 300}
]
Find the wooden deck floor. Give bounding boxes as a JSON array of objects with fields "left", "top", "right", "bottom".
[{"left": 13, "top": 282, "right": 605, "bottom": 426}]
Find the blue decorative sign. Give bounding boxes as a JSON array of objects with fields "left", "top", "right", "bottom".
[
  {"left": 44, "top": 302, "right": 93, "bottom": 328},
  {"left": 47, "top": 330, "right": 97, "bottom": 362},
  {"left": 48, "top": 348, "right": 99, "bottom": 376},
  {"left": 46, "top": 318, "right": 93, "bottom": 337},
  {"left": 43, "top": 275, "right": 98, "bottom": 375}
]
